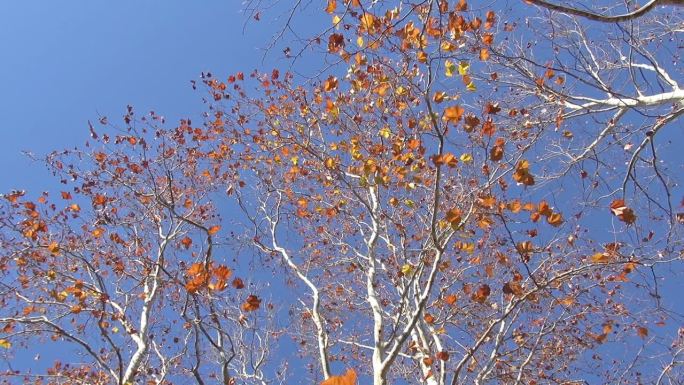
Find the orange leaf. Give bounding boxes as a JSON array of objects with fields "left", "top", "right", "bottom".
[
  {"left": 446, "top": 208, "right": 462, "bottom": 226},
  {"left": 443, "top": 105, "right": 464, "bottom": 124},
  {"left": 513, "top": 160, "right": 535, "bottom": 186},
  {"left": 213, "top": 265, "right": 232, "bottom": 280},
  {"left": 207, "top": 225, "right": 221, "bottom": 235},
  {"left": 432, "top": 153, "right": 458, "bottom": 168},
  {"left": 479, "top": 48, "right": 490, "bottom": 61},
  {"left": 547, "top": 212, "right": 563, "bottom": 227},
  {"left": 481, "top": 119, "right": 496, "bottom": 136},
  {"left": 444, "top": 294, "right": 458, "bottom": 305},
  {"left": 325, "top": 0, "right": 337, "bottom": 14},
  {"left": 424, "top": 313, "right": 435, "bottom": 324},
  {"left": 48, "top": 241, "right": 60, "bottom": 255},
  {"left": 324, "top": 76, "right": 338, "bottom": 92},
  {"left": 320, "top": 369, "right": 357, "bottom": 385},
  {"left": 436, "top": 351, "right": 450, "bottom": 361},
  {"left": 181, "top": 237, "right": 193, "bottom": 249},
  {"left": 482, "top": 33, "right": 494, "bottom": 45},
  {"left": 590, "top": 252, "right": 611, "bottom": 263}
]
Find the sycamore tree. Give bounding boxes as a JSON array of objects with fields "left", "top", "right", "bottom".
[
  {"left": 0, "top": 119, "right": 279, "bottom": 385},
  {"left": 1, "top": 1, "right": 683, "bottom": 385}
]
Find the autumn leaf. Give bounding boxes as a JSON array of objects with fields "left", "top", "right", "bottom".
[
  {"left": 208, "top": 225, "right": 221, "bottom": 235},
  {"left": 359, "top": 13, "right": 377, "bottom": 33},
  {"left": 241, "top": 295, "right": 261, "bottom": 312},
  {"left": 433, "top": 91, "right": 447, "bottom": 103},
  {"left": 479, "top": 48, "right": 490, "bottom": 61},
  {"left": 458, "top": 61, "right": 469, "bottom": 75},
  {"left": 444, "top": 294, "right": 458, "bottom": 305},
  {"left": 232, "top": 278, "right": 245, "bottom": 289},
  {"left": 320, "top": 369, "right": 357, "bottom": 385},
  {"left": 48, "top": 241, "right": 60, "bottom": 255},
  {"left": 590, "top": 252, "right": 611, "bottom": 263},
  {"left": 513, "top": 160, "right": 535, "bottom": 186},
  {"left": 482, "top": 33, "right": 494, "bottom": 45},
  {"left": 463, "top": 115, "right": 480, "bottom": 132},
  {"left": 436, "top": 351, "right": 449, "bottom": 361},
  {"left": 636, "top": 326, "right": 648, "bottom": 339},
  {"left": 325, "top": 0, "right": 336, "bottom": 14},
  {"left": 471, "top": 284, "right": 491, "bottom": 303},
  {"left": 443, "top": 105, "right": 464, "bottom": 124},
  {"left": 324, "top": 76, "right": 338, "bottom": 92},
  {"left": 445, "top": 60, "right": 456, "bottom": 77},
  {"left": 0, "top": 339, "right": 11, "bottom": 349},
  {"left": 181, "top": 237, "right": 193, "bottom": 249},
  {"left": 328, "top": 33, "right": 345, "bottom": 53},
  {"left": 424, "top": 313, "right": 435, "bottom": 324},
  {"left": 503, "top": 281, "right": 524, "bottom": 296},
  {"left": 609, "top": 199, "right": 636, "bottom": 224},
  {"left": 516, "top": 241, "right": 534, "bottom": 255},
  {"left": 490, "top": 137, "right": 505, "bottom": 161},
  {"left": 432, "top": 153, "right": 458, "bottom": 168},
  {"left": 401, "top": 264, "right": 414, "bottom": 275},
  {"left": 547, "top": 212, "right": 563, "bottom": 227}
]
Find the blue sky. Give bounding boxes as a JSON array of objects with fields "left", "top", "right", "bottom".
[{"left": 0, "top": 1, "right": 284, "bottom": 192}]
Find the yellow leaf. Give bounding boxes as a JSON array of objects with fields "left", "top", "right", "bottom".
[
  {"left": 356, "top": 36, "right": 364, "bottom": 47},
  {"left": 0, "top": 339, "right": 11, "bottom": 349},
  {"left": 466, "top": 81, "right": 477, "bottom": 91},
  {"left": 111, "top": 326, "right": 119, "bottom": 333},
  {"left": 458, "top": 61, "right": 469, "bottom": 76},
  {"left": 459, "top": 153, "right": 473, "bottom": 163},
  {"left": 401, "top": 264, "right": 414, "bottom": 275},
  {"left": 332, "top": 15, "right": 342, "bottom": 27},
  {"left": 379, "top": 126, "right": 391, "bottom": 138},
  {"left": 48, "top": 241, "right": 60, "bottom": 255},
  {"left": 445, "top": 60, "right": 456, "bottom": 77},
  {"left": 591, "top": 252, "right": 611, "bottom": 263}
]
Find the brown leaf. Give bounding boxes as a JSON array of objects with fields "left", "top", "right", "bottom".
[
  {"left": 241, "top": 295, "right": 261, "bottom": 312},
  {"left": 471, "top": 284, "right": 491, "bottom": 303},
  {"left": 610, "top": 199, "right": 636, "bottom": 224}
]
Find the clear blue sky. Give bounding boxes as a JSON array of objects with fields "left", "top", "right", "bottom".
[{"left": 0, "top": 1, "right": 284, "bottom": 192}]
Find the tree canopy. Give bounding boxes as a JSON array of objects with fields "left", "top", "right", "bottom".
[{"left": 1, "top": 1, "right": 682, "bottom": 384}]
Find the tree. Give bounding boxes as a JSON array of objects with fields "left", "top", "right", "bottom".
[
  {"left": 1, "top": 1, "right": 682, "bottom": 384},
  {"left": 0, "top": 119, "right": 278, "bottom": 385}
]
